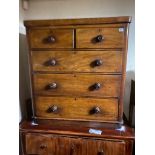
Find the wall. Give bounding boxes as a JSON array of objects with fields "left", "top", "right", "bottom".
[{"left": 19, "top": 0, "right": 135, "bottom": 122}]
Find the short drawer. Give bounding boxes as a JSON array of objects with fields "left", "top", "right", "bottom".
[
  {"left": 32, "top": 50, "right": 123, "bottom": 73},
  {"left": 86, "top": 139, "right": 125, "bottom": 155},
  {"left": 76, "top": 27, "right": 125, "bottom": 48},
  {"left": 29, "top": 28, "right": 74, "bottom": 49},
  {"left": 33, "top": 74, "right": 121, "bottom": 97},
  {"left": 35, "top": 96, "right": 118, "bottom": 121},
  {"left": 25, "top": 133, "right": 86, "bottom": 155},
  {"left": 25, "top": 133, "right": 54, "bottom": 155}
]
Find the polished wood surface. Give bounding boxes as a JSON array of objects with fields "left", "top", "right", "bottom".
[
  {"left": 24, "top": 16, "right": 131, "bottom": 27},
  {"left": 25, "top": 17, "right": 130, "bottom": 123},
  {"left": 76, "top": 28, "right": 125, "bottom": 49},
  {"left": 86, "top": 139, "right": 125, "bottom": 155},
  {"left": 54, "top": 136, "right": 86, "bottom": 155},
  {"left": 26, "top": 133, "right": 53, "bottom": 155},
  {"left": 32, "top": 50, "right": 123, "bottom": 73},
  {"left": 20, "top": 120, "right": 135, "bottom": 140},
  {"left": 35, "top": 96, "right": 118, "bottom": 121},
  {"left": 118, "top": 23, "right": 129, "bottom": 122},
  {"left": 29, "top": 28, "right": 74, "bottom": 49},
  {"left": 22, "top": 17, "right": 134, "bottom": 155},
  {"left": 25, "top": 133, "right": 125, "bottom": 155},
  {"left": 20, "top": 120, "right": 134, "bottom": 155},
  {"left": 33, "top": 74, "right": 121, "bottom": 97}
]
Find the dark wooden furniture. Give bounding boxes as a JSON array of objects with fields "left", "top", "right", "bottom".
[
  {"left": 20, "top": 17, "right": 134, "bottom": 155},
  {"left": 20, "top": 120, "right": 134, "bottom": 155}
]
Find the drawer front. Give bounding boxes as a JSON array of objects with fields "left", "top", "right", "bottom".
[
  {"left": 25, "top": 133, "right": 126, "bottom": 155},
  {"left": 86, "top": 139, "right": 125, "bottom": 155},
  {"left": 54, "top": 136, "right": 86, "bottom": 155},
  {"left": 33, "top": 74, "right": 121, "bottom": 97},
  {"left": 76, "top": 28, "right": 125, "bottom": 48},
  {"left": 32, "top": 50, "right": 122, "bottom": 73},
  {"left": 25, "top": 133, "right": 86, "bottom": 155},
  {"left": 26, "top": 134, "right": 55, "bottom": 155},
  {"left": 29, "top": 29, "right": 74, "bottom": 49},
  {"left": 35, "top": 96, "right": 118, "bottom": 121}
]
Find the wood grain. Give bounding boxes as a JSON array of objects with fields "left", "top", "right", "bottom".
[
  {"left": 54, "top": 136, "right": 86, "bottom": 155},
  {"left": 26, "top": 133, "right": 54, "bottom": 155},
  {"left": 20, "top": 120, "right": 135, "bottom": 140},
  {"left": 86, "top": 138, "right": 125, "bottom": 155},
  {"left": 21, "top": 17, "right": 134, "bottom": 155},
  {"left": 20, "top": 120, "right": 134, "bottom": 154},
  {"left": 33, "top": 74, "right": 121, "bottom": 97},
  {"left": 29, "top": 28, "right": 74, "bottom": 49},
  {"left": 25, "top": 133, "right": 127, "bottom": 155},
  {"left": 32, "top": 50, "right": 123, "bottom": 73},
  {"left": 35, "top": 96, "right": 118, "bottom": 121},
  {"left": 118, "top": 23, "right": 129, "bottom": 122},
  {"left": 24, "top": 16, "right": 131, "bottom": 27},
  {"left": 76, "top": 28, "right": 125, "bottom": 48},
  {"left": 24, "top": 17, "right": 131, "bottom": 123}
]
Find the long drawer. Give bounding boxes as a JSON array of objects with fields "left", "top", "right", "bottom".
[
  {"left": 33, "top": 74, "right": 121, "bottom": 97},
  {"left": 35, "top": 96, "right": 118, "bottom": 121},
  {"left": 32, "top": 50, "right": 123, "bottom": 73}
]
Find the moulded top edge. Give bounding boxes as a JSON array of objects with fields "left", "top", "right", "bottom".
[{"left": 24, "top": 16, "right": 132, "bottom": 28}]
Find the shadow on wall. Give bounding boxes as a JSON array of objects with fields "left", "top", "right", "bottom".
[
  {"left": 19, "top": 33, "right": 31, "bottom": 121},
  {"left": 124, "top": 70, "right": 135, "bottom": 126}
]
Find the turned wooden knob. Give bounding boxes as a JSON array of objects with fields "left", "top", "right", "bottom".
[
  {"left": 94, "top": 107, "right": 101, "bottom": 114},
  {"left": 47, "top": 36, "right": 56, "bottom": 43},
  {"left": 96, "top": 35, "right": 104, "bottom": 42},
  {"left": 98, "top": 150, "right": 104, "bottom": 155},
  {"left": 48, "top": 105, "right": 58, "bottom": 112},
  {"left": 94, "top": 59, "right": 103, "bottom": 66},
  {"left": 48, "top": 83, "right": 57, "bottom": 89},
  {"left": 40, "top": 144, "right": 47, "bottom": 149},
  {"left": 93, "top": 83, "right": 101, "bottom": 90},
  {"left": 49, "top": 59, "right": 57, "bottom": 66}
]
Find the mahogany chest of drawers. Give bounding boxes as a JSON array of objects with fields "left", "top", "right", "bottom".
[{"left": 20, "top": 17, "right": 134, "bottom": 155}]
